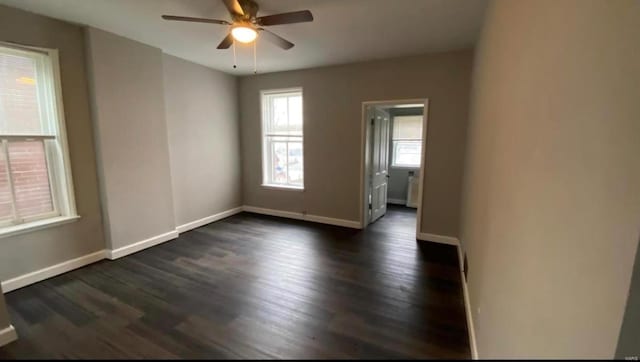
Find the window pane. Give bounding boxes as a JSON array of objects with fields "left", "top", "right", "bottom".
[
  {"left": 287, "top": 141, "right": 303, "bottom": 186},
  {"left": 288, "top": 95, "right": 302, "bottom": 135},
  {"left": 393, "top": 141, "right": 422, "bottom": 167},
  {"left": 271, "top": 141, "right": 288, "bottom": 184},
  {"left": 393, "top": 116, "right": 422, "bottom": 140},
  {"left": 0, "top": 51, "right": 45, "bottom": 134},
  {"left": 269, "top": 96, "right": 288, "bottom": 134},
  {"left": 8, "top": 140, "right": 54, "bottom": 218},
  {"left": 0, "top": 147, "right": 13, "bottom": 220}
]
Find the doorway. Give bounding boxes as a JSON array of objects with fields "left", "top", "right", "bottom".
[{"left": 360, "top": 99, "right": 429, "bottom": 237}]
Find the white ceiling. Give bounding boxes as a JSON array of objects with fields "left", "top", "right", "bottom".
[{"left": 0, "top": 0, "right": 487, "bottom": 75}]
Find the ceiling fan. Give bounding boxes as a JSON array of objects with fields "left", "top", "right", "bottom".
[{"left": 161, "top": 0, "right": 313, "bottom": 50}]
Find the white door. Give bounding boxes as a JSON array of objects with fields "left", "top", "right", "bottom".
[{"left": 370, "top": 108, "right": 390, "bottom": 223}]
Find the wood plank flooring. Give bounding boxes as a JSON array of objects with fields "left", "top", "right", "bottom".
[{"left": 0, "top": 205, "right": 470, "bottom": 359}]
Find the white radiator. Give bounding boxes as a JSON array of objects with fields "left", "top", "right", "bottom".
[{"left": 406, "top": 174, "right": 420, "bottom": 208}]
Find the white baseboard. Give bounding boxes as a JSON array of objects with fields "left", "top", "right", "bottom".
[
  {"left": 0, "top": 325, "right": 17, "bottom": 347},
  {"left": 417, "top": 232, "right": 460, "bottom": 246},
  {"left": 176, "top": 207, "right": 243, "bottom": 234},
  {"left": 1, "top": 250, "right": 107, "bottom": 293},
  {"left": 305, "top": 214, "right": 362, "bottom": 229},
  {"left": 387, "top": 198, "right": 407, "bottom": 205},
  {"left": 462, "top": 272, "right": 478, "bottom": 359},
  {"left": 457, "top": 243, "right": 478, "bottom": 359},
  {"left": 242, "top": 206, "right": 362, "bottom": 229},
  {"left": 242, "top": 206, "right": 303, "bottom": 220},
  {"left": 107, "top": 230, "right": 179, "bottom": 260}
]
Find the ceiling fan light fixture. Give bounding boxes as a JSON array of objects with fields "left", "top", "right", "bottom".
[{"left": 231, "top": 25, "right": 257, "bottom": 43}]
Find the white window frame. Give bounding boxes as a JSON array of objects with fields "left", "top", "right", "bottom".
[
  {"left": 0, "top": 42, "right": 79, "bottom": 239},
  {"left": 260, "top": 87, "right": 304, "bottom": 190},
  {"left": 391, "top": 115, "right": 423, "bottom": 169}
]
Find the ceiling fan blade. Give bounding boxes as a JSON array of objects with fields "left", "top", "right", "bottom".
[
  {"left": 162, "top": 15, "right": 229, "bottom": 25},
  {"left": 259, "top": 28, "right": 294, "bottom": 50},
  {"left": 256, "top": 10, "right": 313, "bottom": 26},
  {"left": 217, "top": 33, "right": 234, "bottom": 49},
  {"left": 222, "top": 0, "right": 244, "bottom": 16}
]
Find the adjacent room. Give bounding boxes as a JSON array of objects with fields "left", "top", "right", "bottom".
[
  {"left": 363, "top": 101, "right": 426, "bottom": 239},
  {"left": 0, "top": 0, "right": 638, "bottom": 359}
]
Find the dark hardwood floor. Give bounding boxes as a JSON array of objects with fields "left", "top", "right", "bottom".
[{"left": 0, "top": 205, "right": 470, "bottom": 359}]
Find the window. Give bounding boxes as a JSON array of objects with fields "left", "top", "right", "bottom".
[
  {"left": 0, "top": 43, "right": 77, "bottom": 235},
  {"left": 261, "top": 88, "right": 303, "bottom": 189},
  {"left": 391, "top": 115, "right": 423, "bottom": 168}
]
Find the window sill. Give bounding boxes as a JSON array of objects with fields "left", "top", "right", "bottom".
[
  {"left": 0, "top": 215, "right": 80, "bottom": 239},
  {"left": 261, "top": 184, "right": 305, "bottom": 192}
]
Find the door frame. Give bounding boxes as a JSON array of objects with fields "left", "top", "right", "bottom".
[{"left": 359, "top": 98, "right": 430, "bottom": 237}]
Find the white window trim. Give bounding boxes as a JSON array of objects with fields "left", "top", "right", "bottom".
[
  {"left": 0, "top": 215, "right": 80, "bottom": 240},
  {"left": 390, "top": 114, "right": 423, "bottom": 168},
  {"left": 0, "top": 42, "right": 78, "bottom": 235},
  {"left": 390, "top": 139, "right": 423, "bottom": 169},
  {"left": 260, "top": 87, "right": 304, "bottom": 191},
  {"left": 48, "top": 47, "right": 78, "bottom": 217}
]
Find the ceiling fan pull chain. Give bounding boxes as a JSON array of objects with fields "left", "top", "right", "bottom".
[
  {"left": 253, "top": 40, "right": 257, "bottom": 74},
  {"left": 232, "top": 39, "right": 237, "bottom": 69}
]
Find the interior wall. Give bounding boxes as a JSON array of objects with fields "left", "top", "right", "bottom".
[
  {"left": 460, "top": 0, "right": 640, "bottom": 358},
  {"left": 85, "top": 27, "right": 175, "bottom": 250},
  {"left": 0, "top": 5, "right": 105, "bottom": 281},
  {"left": 162, "top": 54, "right": 243, "bottom": 226},
  {"left": 387, "top": 107, "right": 424, "bottom": 204},
  {"left": 239, "top": 50, "right": 473, "bottom": 236}
]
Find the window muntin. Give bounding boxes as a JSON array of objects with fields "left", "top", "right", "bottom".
[
  {"left": 0, "top": 44, "right": 76, "bottom": 230},
  {"left": 391, "top": 115, "right": 423, "bottom": 168},
  {"left": 261, "top": 89, "right": 303, "bottom": 189}
]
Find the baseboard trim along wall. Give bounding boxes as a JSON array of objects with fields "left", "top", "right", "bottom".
[
  {"left": 242, "top": 205, "right": 362, "bottom": 229},
  {"left": 456, "top": 243, "right": 478, "bottom": 359},
  {"left": 417, "top": 232, "right": 460, "bottom": 246},
  {"left": 461, "top": 263, "right": 478, "bottom": 359},
  {"left": 1, "top": 250, "right": 107, "bottom": 293},
  {"left": 176, "top": 207, "right": 244, "bottom": 233},
  {"left": 106, "top": 230, "right": 179, "bottom": 260},
  {"left": 243, "top": 206, "right": 304, "bottom": 221},
  {"left": 0, "top": 325, "right": 17, "bottom": 347}
]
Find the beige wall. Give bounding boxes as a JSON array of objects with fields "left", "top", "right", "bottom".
[
  {"left": 460, "top": 0, "right": 640, "bottom": 358},
  {"left": 85, "top": 28, "right": 175, "bottom": 250},
  {"left": 0, "top": 5, "right": 105, "bottom": 281},
  {"left": 239, "top": 50, "right": 473, "bottom": 236},
  {"left": 162, "top": 54, "right": 242, "bottom": 226}
]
